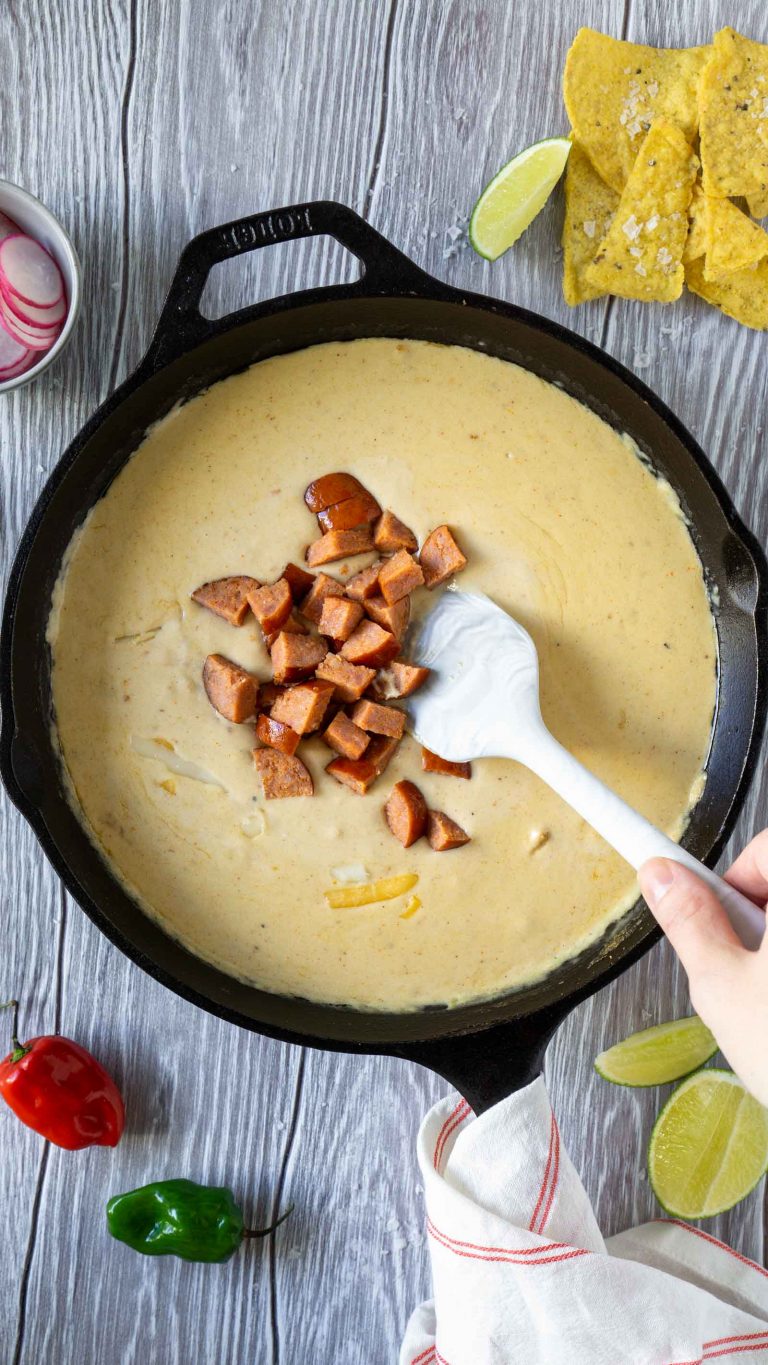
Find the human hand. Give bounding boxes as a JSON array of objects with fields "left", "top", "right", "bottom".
[{"left": 639, "top": 832, "right": 768, "bottom": 1107}]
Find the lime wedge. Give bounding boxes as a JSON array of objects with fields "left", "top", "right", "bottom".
[
  {"left": 595, "top": 1016, "right": 717, "bottom": 1087},
  {"left": 469, "top": 137, "right": 571, "bottom": 261},
  {"left": 648, "top": 1069, "right": 768, "bottom": 1219}
]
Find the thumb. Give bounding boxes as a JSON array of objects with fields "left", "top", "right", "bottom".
[{"left": 638, "top": 858, "right": 743, "bottom": 979}]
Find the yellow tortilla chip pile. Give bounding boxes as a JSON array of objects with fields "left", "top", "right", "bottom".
[{"left": 562, "top": 26, "right": 768, "bottom": 329}]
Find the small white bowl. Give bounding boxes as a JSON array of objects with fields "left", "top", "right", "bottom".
[{"left": 0, "top": 179, "right": 81, "bottom": 394}]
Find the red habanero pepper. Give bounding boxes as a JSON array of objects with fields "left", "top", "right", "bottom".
[{"left": 0, "top": 999, "right": 125, "bottom": 1149}]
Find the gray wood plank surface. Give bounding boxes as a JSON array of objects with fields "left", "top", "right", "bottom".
[{"left": 1, "top": 1, "right": 766, "bottom": 1361}]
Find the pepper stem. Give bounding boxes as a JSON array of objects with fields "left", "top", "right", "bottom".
[
  {"left": 0, "top": 999, "right": 29, "bottom": 1063},
  {"left": 243, "top": 1204, "right": 294, "bottom": 1240}
]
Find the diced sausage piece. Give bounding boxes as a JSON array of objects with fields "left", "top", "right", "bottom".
[
  {"left": 202, "top": 654, "right": 260, "bottom": 723},
  {"left": 389, "top": 661, "right": 431, "bottom": 697},
  {"left": 318, "top": 595, "right": 365, "bottom": 642},
  {"left": 378, "top": 549, "right": 424, "bottom": 604},
  {"left": 255, "top": 714, "right": 301, "bottom": 757},
  {"left": 191, "top": 575, "right": 261, "bottom": 626},
  {"left": 421, "top": 746, "right": 472, "bottom": 779},
  {"left": 260, "top": 681, "right": 287, "bottom": 707},
  {"left": 427, "top": 810, "right": 471, "bottom": 851},
  {"left": 264, "top": 610, "right": 308, "bottom": 650},
  {"left": 317, "top": 491, "right": 382, "bottom": 533},
  {"left": 304, "top": 472, "right": 369, "bottom": 514},
  {"left": 345, "top": 561, "right": 383, "bottom": 602},
  {"left": 271, "top": 632, "right": 328, "bottom": 684},
  {"left": 305, "top": 526, "right": 376, "bottom": 568},
  {"left": 368, "top": 735, "right": 400, "bottom": 775},
  {"left": 341, "top": 620, "right": 400, "bottom": 668},
  {"left": 246, "top": 578, "right": 293, "bottom": 634},
  {"left": 365, "top": 593, "right": 410, "bottom": 641},
  {"left": 419, "top": 525, "right": 468, "bottom": 589},
  {"left": 316, "top": 653, "right": 377, "bottom": 703},
  {"left": 271, "top": 679, "right": 336, "bottom": 734},
  {"left": 282, "top": 562, "right": 315, "bottom": 602},
  {"left": 254, "top": 749, "right": 313, "bottom": 799},
  {"left": 374, "top": 510, "right": 418, "bottom": 554},
  {"left": 299, "top": 572, "right": 345, "bottom": 624},
  {"left": 351, "top": 699, "right": 406, "bottom": 739},
  {"left": 385, "top": 780, "right": 428, "bottom": 847},
  {"left": 322, "top": 710, "right": 371, "bottom": 760},
  {"left": 325, "top": 754, "right": 379, "bottom": 795}
]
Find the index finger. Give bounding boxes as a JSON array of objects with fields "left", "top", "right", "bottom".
[{"left": 725, "top": 829, "right": 768, "bottom": 908}]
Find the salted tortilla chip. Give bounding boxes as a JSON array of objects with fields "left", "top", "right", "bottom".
[
  {"left": 683, "top": 181, "right": 707, "bottom": 263},
  {"left": 686, "top": 255, "right": 768, "bottom": 329},
  {"left": 747, "top": 188, "right": 768, "bottom": 218},
  {"left": 704, "top": 195, "right": 768, "bottom": 279},
  {"left": 584, "top": 122, "right": 697, "bottom": 303},
  {"left": 563, "top": 28, "right": 710, "bottom": 193},
  {"left": 562, "top": 141, "right": 619, "bottom": 305},
  {"left": 699, "top": 28, "right": 768, "bottom": 199}
]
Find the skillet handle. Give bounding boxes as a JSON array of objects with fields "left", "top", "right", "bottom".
[
  {"left": 142, "top": 200, "right": 436, "bottom": 372},
  {"left": 392, "top": 1000, "right": 572, "bottom": 1115}
]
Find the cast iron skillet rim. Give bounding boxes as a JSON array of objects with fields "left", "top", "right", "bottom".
[{"left": 1, "top": 201, "right": 765, "bottom": 1062}]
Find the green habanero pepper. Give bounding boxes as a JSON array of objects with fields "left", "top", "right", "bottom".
[{"left": 106, "top": 1178, "right": 292, "bottom": 1263}]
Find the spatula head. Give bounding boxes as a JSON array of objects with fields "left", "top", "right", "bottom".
[{"left": 408, "top": 589, "right": 543, "bottom": 761}]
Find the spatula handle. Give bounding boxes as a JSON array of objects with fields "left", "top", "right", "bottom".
[{"left": 524, "top": 727, "right": 765, "bottom": 950}]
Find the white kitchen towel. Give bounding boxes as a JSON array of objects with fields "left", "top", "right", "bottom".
[{"left": 400, "top": 1079, "right": 768, "bottom": 1364}]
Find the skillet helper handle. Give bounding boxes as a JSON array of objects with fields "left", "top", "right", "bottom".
[
  {"left": 143, "top": 200, "right": 435, "bottom": 371},
  {"left": 525, "top": 727, "right": 765, "bottom": 950}
]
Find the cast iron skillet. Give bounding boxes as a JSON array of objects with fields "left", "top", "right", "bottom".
[{"left": 1, "top": 202, "right": 766, "bottom": 1113}]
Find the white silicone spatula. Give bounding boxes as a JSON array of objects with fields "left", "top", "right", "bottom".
[{"left": 409, "top": 590, "right": 764, "bottom": 949}]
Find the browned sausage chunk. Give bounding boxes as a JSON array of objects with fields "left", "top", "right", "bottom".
[
  {"left": 341, "top": 620, "right": 400, "bottom": 668},
  {"left": 247, "top": 578, "right": 293, "bottom": 634},
  {"left": 351, "top": 699, "right": 406, "bottom": 739},
  {"left": 298, "top": 572, "right": 346, "bottom": 624},
  {"left": 191, "top": 575, "right": 260, "bottom": 626},
  {"left": 385, "top": 780, "right": 428, "bottom": 847},
  {"left": 271, "top": 632, "right": 329, "bottom": 684},
  {"left": 388, "top": 661, "right": 431, "bottom": 696},
  {"left": 427, "top": 809, "right": 471, "bottom": 851},
  {"left": 254, "top": 749, "right": 313, "bottom": 799},
  {"left": 367, "top": 734, "right": 400, "bottom": 776},
  {"left": 317, "top": 491, "right": 381, "bottom": 533},
  {"left": 271, "top": 679, "right": 335, "bottom": 734},
  {"left": 260, "top": 681, "right": 287, "bottom": 707},
  {"left": 282, "top": 561, "right": 315, "bottom": 602},
  {"left": 373, "top": 510, "right": 418, "bottom": 554},
  {"left": 202, "top": 654, "right": 260, "bottom": 723},
  {"left": 304, "top": 472, "right": 368, "bottom": 513},
  {"left": 305, "top": 526, "right": 376, "bottom": 568},
  {"left": 315, "top": 653, "right": 377, "bottom": 703},
  {"left": 318, "top": 595, "right": 365, "bottom": 642},
  {"left": 345, "top": 561, "right": 382, "bottom": 602},
  {"left": 325, "top": 735, "right": 400, "bottom": 794},
  {"left": 419, "top": 525, "right": 468, "bottom": 589},
  {"left": 263, "top": 610, "right": 309, "bottom": 650},
  {"left": 378, "top": 549, "right": 424, "bottom": 604},
  {"left": 421, "top": 746, "right": 472, "bottom": 779},
  {"left": 364, "top": 593, "right": 410, "bottom": 641},
  {"left": 322, "top": 711, "right": 371, "bottom": 760},
  {"left": 255, "top": 714, "right": 301, "bottom": 756}
]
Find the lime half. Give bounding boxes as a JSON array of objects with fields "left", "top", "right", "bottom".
[
  {"left": 649, "top": 1069, "right": 768, "bottom": 1219},
  {"left": 595, "top": 1016, "right": 717, "bottom": 1087},
  {"left": 469, "top": 137, "right": 571, "bottom": 261}
]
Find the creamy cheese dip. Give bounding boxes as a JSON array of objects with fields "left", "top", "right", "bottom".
[{"left": 48, "top": 339, "right": 717, "bottom": 1010}]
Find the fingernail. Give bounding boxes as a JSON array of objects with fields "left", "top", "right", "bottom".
[{"left": 640, "top": 859, "right": 677, "bottom": 910}]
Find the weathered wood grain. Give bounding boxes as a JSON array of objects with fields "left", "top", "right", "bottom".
[{"left": 1, "top": 1, "right": 767, "bottom": 1362}]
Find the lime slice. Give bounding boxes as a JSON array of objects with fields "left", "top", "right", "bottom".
[
  {"left": 595, "top": 1016, "right": 717, "bottom": 1087},
  {"left": 469, "top": 137, "right": 571, "bottom": 261},
  {"left": 648, "top": 1069, "right": 768, "bottom": 1219}
]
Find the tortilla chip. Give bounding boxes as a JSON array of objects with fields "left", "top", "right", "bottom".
[
  {"left": 562, "top": 141, "right": 619, "bottom": 305},
  {"left": 699, "top": 28, "right": 768, "bottom": 199},
  {"left": 704, "top": 195, "right": 768, "bottom": 278},
  {"left": 683, "top": 180, "right": 707, "bottom": 263},
  {"left": 584, "top": 122, "right": 698, "bottom": 303},
  {"left": 563, "top": 29, "right": 710, "bottom": 193},
  {"left": 686, "top": 255, "right": 768, "bottom": 328},
  {"left": 747, "top": 189, "right": 768, "bottom": 218}
]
